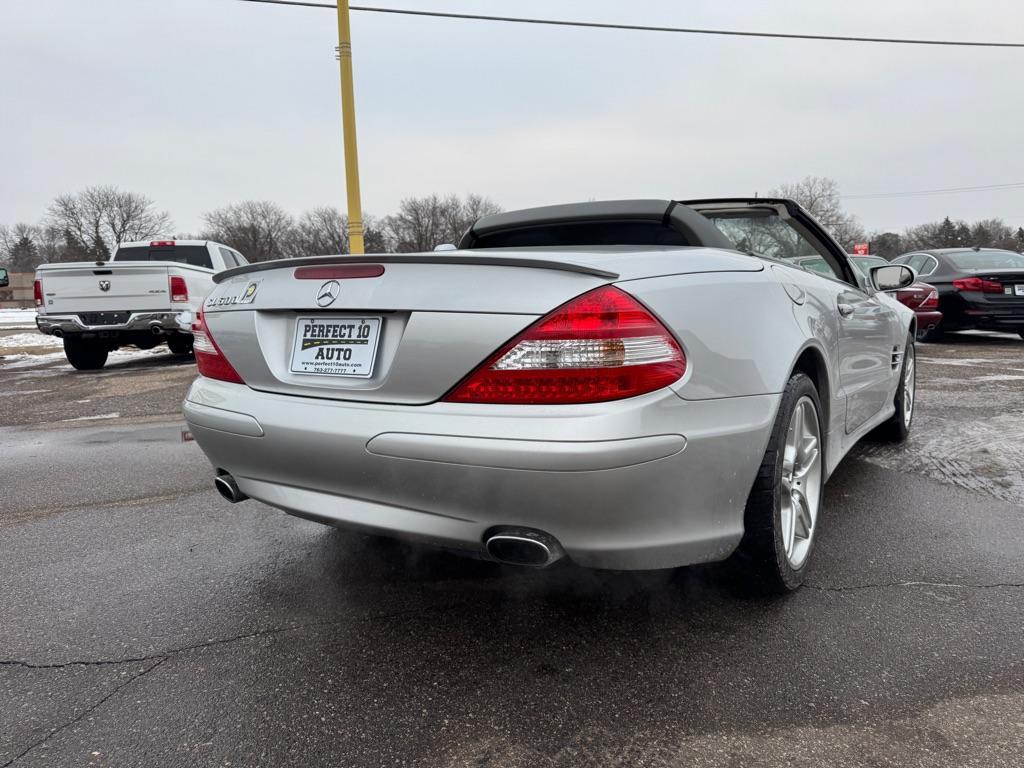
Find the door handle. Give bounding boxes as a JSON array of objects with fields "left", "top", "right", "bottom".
[{"left": 838, "top": 302, "right": 855, "bottom": 317}]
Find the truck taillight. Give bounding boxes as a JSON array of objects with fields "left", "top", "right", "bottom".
[
  {"left": 192, "top": 309, "right": 245, "bottom": 384},
  {"left": 444, "top": 285, "right": 685, "bottom": 404},
  {"left": 953, "top": 276, "right": 1002, "bottom": 293},
  {"left": 169, "top": 275, "right": 189, "bottom": 302},
  {"left": 33, "top": 279, "right": 43, "bottom": 307}
]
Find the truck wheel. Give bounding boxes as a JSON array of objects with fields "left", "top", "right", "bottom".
[
  {"left": 167, "top": 334, "right": 193, "bottom": 356},
  {"left": 63, "top": 337, "right": 108, "bottom": 370}
]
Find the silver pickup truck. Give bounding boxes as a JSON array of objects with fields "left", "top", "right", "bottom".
[{"left": 34, "top": 240, "right": 247, "bottom": 370}]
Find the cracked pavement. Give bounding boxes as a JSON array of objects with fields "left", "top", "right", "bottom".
[{"left": 1, "top": 334, "right": 1023, "bottom": 766}]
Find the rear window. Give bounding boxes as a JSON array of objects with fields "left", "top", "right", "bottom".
[
  {"left": 947, "top": 251, "right": 1024, "bottom": 270},
  {"left": 113, "top": 245, "right": 213, "bottom": 269},
  {"left": 470, "top": 220, "right": 692, "bottom": 248}
]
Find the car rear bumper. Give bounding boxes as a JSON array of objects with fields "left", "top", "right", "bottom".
[
  {"left": 942, "top": 294, "right": 1024, "bottom": 331},
  {"left": 182, "top": 378, "right": 781, "bottom": 570},
  {"left": 913, "top": 310, "right": 942, "bottom": 332},
  {"left": 36, "top": 310, "right": 192, "bottom": 336}
]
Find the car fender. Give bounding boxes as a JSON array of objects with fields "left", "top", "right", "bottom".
[{"left": 618, "top": 269, "right": 823, "bottom": 401}]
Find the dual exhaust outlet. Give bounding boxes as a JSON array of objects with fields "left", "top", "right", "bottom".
[{"left": 212, "top": 474, "right": 562, "bottom": 568}]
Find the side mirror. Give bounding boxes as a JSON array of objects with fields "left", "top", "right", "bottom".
[
  {"left": 871, "top": 264, "right": 915, "bottom": 292},
  {"left": 0, "top": 267, "right": 8, "bottom": 288},
  {"left": 433, "top": 243, "right": 457, "bottom": 252}
]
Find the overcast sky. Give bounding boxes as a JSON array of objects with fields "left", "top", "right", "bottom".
[{"left": 3, "top": 0, "right": 1023, "bottom": 235}]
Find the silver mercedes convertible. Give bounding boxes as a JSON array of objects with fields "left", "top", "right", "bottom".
[{"left": 183, "top": 199, "right": 917, "bottom": 591}]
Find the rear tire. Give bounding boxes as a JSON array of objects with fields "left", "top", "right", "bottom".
[
  {"left": 167, "top": 334, "right": 193, "bottom": 356},
  {"left": 877, "top": 333, "right": 915, "bottom": 443},
  {"left": 732, "top": 372, "right": 824, "bottom": 593},
  {"left": 63, "top": 337, "right": 108, "bottom": 370}
]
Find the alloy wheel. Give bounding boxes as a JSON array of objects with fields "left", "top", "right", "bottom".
[
  {"left": 903, "top": 344, "right": 916, "bottom": 428},
  {"left": 780, "top": 396, "right": 822, "bottom": 569}
]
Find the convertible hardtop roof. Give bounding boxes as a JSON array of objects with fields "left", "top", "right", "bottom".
[{"left": 458, "top": 199, "right": 736, "bottom": 251}]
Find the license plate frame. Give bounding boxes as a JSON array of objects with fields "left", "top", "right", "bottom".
[{"left": 289, "top": 316, "right": 382, "bottom": 378}]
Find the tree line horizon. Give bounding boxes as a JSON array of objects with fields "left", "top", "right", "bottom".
[{"left": 2, "top": 177, "right": 1022, "bottom": 272}]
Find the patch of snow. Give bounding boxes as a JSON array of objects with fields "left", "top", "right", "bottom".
[
  {"left": 0, "top": 344, "right": 172, "bottom": 370},
  {"left": 0, "top": 308, "right": 37, "bottom": 328},
  {"left": 0, "top": 388, "right": 52, "bottom": 397},
  {"left": 974, "top": 374, "right": 1024, "bottom": 382},
  {"left": 61, "top": 412, "right": 120, "bottom": 422},
  {"left": 920, "top": 358, "right": 1004, "bottom": 367},
  {"left": 0, "top": 351, "right": 65, "bottom": 369},
  {"left": 0, "top": 331, "right": 63, "bottom": 349}
]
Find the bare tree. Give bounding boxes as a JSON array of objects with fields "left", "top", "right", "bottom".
[
  {"left": 0, "top": 223, "right": 69, "bottom": 271},
  {"left": 384, "top": 194, "right": 501, "bottom": 253},
  {"left": 287, "top": 207, "right": 347, "bottom": 258},
  {"left": 285, "top": 207, "right": 391, "bottom": 257},
  {"left": 770, "top": 176, "right": 865, "bottom": 250},
  {"left": 46, "top": 186, "right": 171, "bottom": 259},
  {"left": 202, "top": 201, "right": 295, "bottom": 262}
]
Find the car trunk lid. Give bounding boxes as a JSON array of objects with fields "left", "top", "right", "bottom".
[{"left": 203, "top": 249, "right": 761, "bottom": 405}]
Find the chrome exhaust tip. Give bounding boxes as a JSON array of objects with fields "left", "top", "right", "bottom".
[
  {"left": 214, "top": 473, "right": 248, "bottom": 503},
  {"left": 52, "top": 329, "right": 63, "bottom": 338},
  {"left": 150, "top": 324, "right": 165, "bottom": 336},
  {"left": 484, "top": 528, "right": 564, "bottom": 567}
]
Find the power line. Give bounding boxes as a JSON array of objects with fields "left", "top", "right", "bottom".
[
  {"left": 234, "top": 0, "right": 1024, "bottom": 49},
  {"left": 843, "top": 182, "right": 1024, "bottom": 200}
]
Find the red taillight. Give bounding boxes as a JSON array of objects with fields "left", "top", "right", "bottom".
[
  {"left": 192, "top": 309, "right": 245, "bottom": 384},
  {"left": 33, "top": 279, "right": 43, "bottom": 307},
  {"left": 151, "top": 240, "right": 175, "bottom": 247},
  {"left": 169, "top": 275, "right": 188, "bottom": 302},
  {"left": 953, "top": 276, "right": 1002, "bottom": 293},
  {"left": 444, "top": 285, "right": 686, "bottom": 405},
  {"left": 920, "top": 289, "right": 939, "bottom": 309}
]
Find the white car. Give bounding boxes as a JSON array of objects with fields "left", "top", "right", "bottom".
[{"left": 34, "top": 240, "right": 247, "bottom": 369}]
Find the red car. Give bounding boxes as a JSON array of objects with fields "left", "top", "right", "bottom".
[{"left": 850, "top": 254, "right": 942, "bottom": 341}]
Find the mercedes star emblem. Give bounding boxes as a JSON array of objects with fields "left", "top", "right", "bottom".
[{"left": 316, "top": 280, "right": 341, "bottom": 307}]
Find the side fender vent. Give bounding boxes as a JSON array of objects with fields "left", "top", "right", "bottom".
[{"left": 891, "top": 346, "right": 904, "bottom": 370}]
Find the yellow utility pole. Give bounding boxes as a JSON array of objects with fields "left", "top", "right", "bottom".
[{"left": 335, "top": 0, "right": 365, "bottom": 254}]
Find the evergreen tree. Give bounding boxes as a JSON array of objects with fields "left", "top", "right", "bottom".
[
  {"left": 8, "top": 235, "right": 39, "bottom": 272},
  {"left": 954, "top": 221, "right": 972, "bottom": 247},
  {"left": 971, "top": 222, "right": 990, "bottom": 248},
  {"left": 936, "top": 217, "right": 957, "bottom": 247}
]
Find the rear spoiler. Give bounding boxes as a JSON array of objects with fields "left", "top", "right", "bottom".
[{"left": 213, "top": 253, "right": 619, "bottom": 284}]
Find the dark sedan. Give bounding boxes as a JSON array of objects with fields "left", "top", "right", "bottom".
[
  {"left": 893, "top": 248, "right": 1024, "bottom": 340},
  {"left": 849, "top": 255, "right": 943, "bottom": 341}
]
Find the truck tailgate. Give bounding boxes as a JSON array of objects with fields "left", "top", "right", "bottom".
[{"left": 38, "top": 264, "right": 172, "bottom": 314}]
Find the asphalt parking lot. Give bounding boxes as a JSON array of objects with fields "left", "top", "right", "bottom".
[{"left": 1, "top": 328, "right": 1023, "bottom": 767}]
